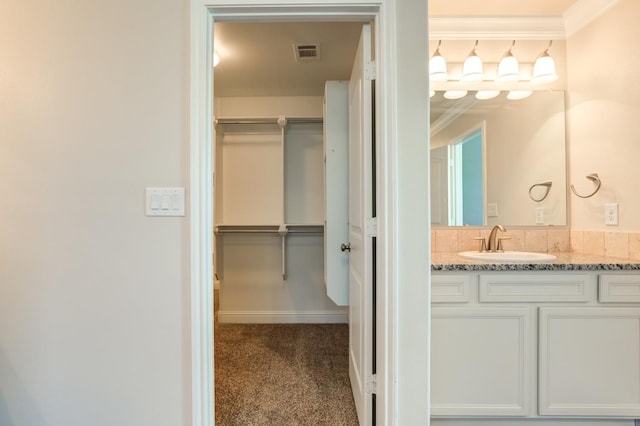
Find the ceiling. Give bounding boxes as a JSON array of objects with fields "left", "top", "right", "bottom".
[
  {"left": 213, "top": 1, "right": 581, "bottom": 98},
  {"left": 213, "top": 22, "right": 364, "bottom": 97}
]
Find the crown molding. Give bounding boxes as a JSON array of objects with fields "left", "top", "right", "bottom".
[
  {"left": 563, "top": 0, "right": 619, "bottom": 37},
  {"left": 429, "top": 0, "right": 620, "bottom": 40},
  {"left": 429, "top": 16, "right": 566, "bottom": 40}
]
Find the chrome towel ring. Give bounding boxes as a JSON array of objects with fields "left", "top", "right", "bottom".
[
  {"left": 528, "top": 181, "right": 552, "bottom": 202},
  {"left": 571, "top": 173, "right": 601, "bottom": 198}
]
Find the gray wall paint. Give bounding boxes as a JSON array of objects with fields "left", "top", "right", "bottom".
[{"left": 0, "top": 0, "right": 190, "bottom": 424}]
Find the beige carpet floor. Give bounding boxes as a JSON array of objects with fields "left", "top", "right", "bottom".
[{"left": 214, "top": 292, "right": 359, "bottom": 425}]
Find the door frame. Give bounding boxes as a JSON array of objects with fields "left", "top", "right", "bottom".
[{"left": 189, "top": 1, "right": 430, "bottom": 425}]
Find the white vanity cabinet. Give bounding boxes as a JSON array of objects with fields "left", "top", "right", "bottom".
[
  {"left": 432, "top": 306, "right": 533, "bottom": 416},
  {"left": 431, "top": 271, "right": 640, "bottom": 423},
  {"left": 539, "top": 306, "right": 640, "bottom": 417}
]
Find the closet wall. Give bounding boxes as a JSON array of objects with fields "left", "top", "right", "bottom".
[{"left": 214, "top": 96, "right": 348, "bottom": 323}]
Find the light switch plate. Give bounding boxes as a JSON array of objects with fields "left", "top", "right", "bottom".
[
  {"left": 146, "top": 187, "right": 185, "bottom": 216},
  {"left": 487, "top": 203, "right": 499, "bottom": 217}
]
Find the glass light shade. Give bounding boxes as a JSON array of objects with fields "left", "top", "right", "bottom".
[
  {"left": 443, "top": 90, "right": 468, "bottom": 100},
  {"left": 496, "top": 54, "right": 519, "bottom": 82},
  {"left": 461, "top": 54, "right": 483, "bottom": 82},
  {"left": 532, "top": 54, "right": 558, "bottom": 83},
  {"left": 507, "top": 90, "right": 532, "bottom": 100},
  {"left": 429, "top": 90, "right": 436, "bottom": 98},
  {"left": 429, "top": 54, "right": 448, "bottom": 82},
  {"left": 213, "top": 52, "right": 220, "bottom": 67},
  {"left": 476, "top": 90, "right": 500, "bottom": 100}
]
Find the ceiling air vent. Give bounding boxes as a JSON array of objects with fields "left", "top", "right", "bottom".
[{"left": 293, "top": 43, "right": 320, "bottom": 62}]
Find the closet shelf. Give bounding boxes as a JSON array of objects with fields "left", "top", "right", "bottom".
[
  {"left": 215, "top": 224, "right": 324, "bottom": 234},
  {"left": 215, "top": 116, "right": 323, "bottom": 126},
  {"left": 214, "top": 113, "right": 325, "bottom": 283},
  {"left": 215, "top": 224, "right": 324, "bottom": 280}
]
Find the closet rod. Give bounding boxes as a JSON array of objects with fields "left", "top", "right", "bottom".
[
  {"left": 215, "top": 117, "right": 323, "bottom": 125},
  {"left": 288, "top": 229, "right": 324, "bottom": 234}
]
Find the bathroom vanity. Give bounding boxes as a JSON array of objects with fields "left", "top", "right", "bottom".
[{"left": 431, "top": 252, "right": 640, "bottom": 426}]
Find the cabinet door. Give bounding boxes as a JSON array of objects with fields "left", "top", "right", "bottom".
[
  {"left": 431, "top": 307, "right": 532, "bottom": 416},
  {"left": 539, "top": 307, "right": 640, "bottom": 416}
]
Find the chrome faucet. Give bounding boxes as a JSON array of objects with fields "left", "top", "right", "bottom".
[{"left": 487, "top": 225, "right": 506, "bottom": 252}]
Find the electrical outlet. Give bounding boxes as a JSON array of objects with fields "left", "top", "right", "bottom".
[
  {"left": 605, "top": 203, "right": 619, "bottom": 226},
  {"left": 536, "top": 207, "right": 544, "bottom": 225}
]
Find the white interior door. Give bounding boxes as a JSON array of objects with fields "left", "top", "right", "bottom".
[{"left": 348, "top": 23, "right": 373, "bottom": 426}]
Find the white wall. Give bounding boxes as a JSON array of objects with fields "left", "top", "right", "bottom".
[
  {"left": 0, "top": 0, "right": 432, "bottom": 424},
  {"left": 0, "top": 1, "right": 190, "bottom": 425},
  {"left": 215, "top": 96, "right": 323, "bottom": 118},
  {"left": 567, "top": 0, "right": 640, "bottom": 231},
  {"left": 396, "top": 0, "right": 430, "bottom": 422}
]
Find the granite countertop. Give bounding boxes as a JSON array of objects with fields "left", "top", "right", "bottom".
[{"left": 432, "top": 252, "right": 640, "bottom": 271}]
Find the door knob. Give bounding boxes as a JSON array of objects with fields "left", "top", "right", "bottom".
[{"left": 340, "top": 243, "right": 351, "bottom": 252}]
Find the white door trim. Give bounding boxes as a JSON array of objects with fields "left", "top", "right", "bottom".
[{"left": 189, "top": 1, "right": 431, "bottom": 425}]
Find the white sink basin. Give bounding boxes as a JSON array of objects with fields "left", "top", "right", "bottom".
[{"left": 458, "top": 251, "right": 557, "bottom": 263}]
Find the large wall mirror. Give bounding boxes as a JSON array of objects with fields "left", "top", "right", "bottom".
[{"left": 430, "top": 90, "right": 566, "bottom": 227}]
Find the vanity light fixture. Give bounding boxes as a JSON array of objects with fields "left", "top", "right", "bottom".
[
  {"left": 213, "top": 51, "right": 220, "bottom": 67},
  {"left": 532, "top": 40, "right": 558, "bottom": 83},
  {"left": 429, "top": 40, "right": 448, "bottom": 82},
  {"left": 475, "top": 90, "right": 500, "bottom": 100},
  {"left": 443, "top": 90, "right": 468, "bottom": 100},
  {"left": 429, "top": 90, "right": 436, "bottom": 98},
  {"left": 496, "top": 40, "right": 519, "bottom": 82},
  {"left": 461, "top": 40, "right": 483, "bottom": 82},
  {"left": 506, "top": 90, "right": 532, "bottom": 100}
]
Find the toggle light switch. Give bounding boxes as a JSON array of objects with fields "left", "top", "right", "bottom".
[{"left": 146, "top": 187, "right": 185, "bottom": 216}]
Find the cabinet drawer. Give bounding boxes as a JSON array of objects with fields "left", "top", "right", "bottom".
[
  {"left": 432, "top": 274, "right": 472, "bottom": 303},
  {"left": 599, "top": 274, "right": 640, "bottom": 303},
  {"left": 479, "top": 274, "right": 593, "bottom": 303}
]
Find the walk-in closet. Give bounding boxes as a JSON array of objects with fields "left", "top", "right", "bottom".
[
  {"left": 214, "top": 113, "right": 342, "bottom": 323},
  {"left": 212, "top": 21, "right": 368, "bottom": 424}
]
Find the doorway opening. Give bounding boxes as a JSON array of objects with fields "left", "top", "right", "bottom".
[
  {"left": 430, "top": 121, "right": 486, "bottom": 227},
  {"left": 190, "top": 3, "right": 433, "bottom": 425},
  {"left": 448, "top": 124, "right": 485, "bottom": 226},
  {"left": 212, "top": 16, "right": 374, "bottom": 426}
]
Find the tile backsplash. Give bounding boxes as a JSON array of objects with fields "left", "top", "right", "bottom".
[
  {"left": 432, "top": 228, "right": 640, "bottom": 260},
  {"left": 572, "top": 229, "right": 640, "bottom": 259}
]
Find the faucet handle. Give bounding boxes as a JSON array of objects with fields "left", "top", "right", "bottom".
[
  {"left": 473, "top": 237, "right": 488, "bottom": 252},
  {"left": 497, "top": 236, "right": 512, "bottom": 252}
]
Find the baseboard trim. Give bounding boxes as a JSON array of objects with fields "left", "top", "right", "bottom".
[
  {"left": 217, "top": 310, "right": 348, "bottom": 324},
  {"left": 431, "top": 419, "right": 636, "bottom": 426}
]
